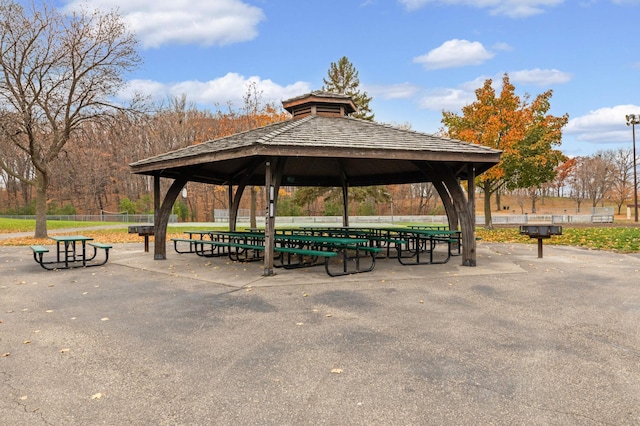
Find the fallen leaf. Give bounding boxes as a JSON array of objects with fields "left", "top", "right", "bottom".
[
  {"left": 331, "top": 368, "right": 343, "bottom": 374},
  {"left": 45, "top": 310, "right": 54, "bottom": 313},
  {"left": 295, "top": 322, "right": 304, "bottom": 326},
  {"left": 100, "top": 317, "right": 109, "bottom": 321},
  {"left": 325, "top": 314, "right": 332, "bottom": 318},
  {"left": 19, "top": 396, "right": 27, "bottom": 401},
  {"left": 1, "top": 352, "right": 10, "bottom": 357},
  {"left": 90, "top": 393, "right": 103, "bottom": 400},
  {"left": 419, "top": 300, "right": 424, "bottom": 304},
  {"left": 59, "top": 348, "right": 70, "bottom": 353},
  {"left": 23, "top": 340, "right": 31, "bottom": 344}
]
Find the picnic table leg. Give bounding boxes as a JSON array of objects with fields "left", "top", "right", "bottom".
[{"left": 64, "top": 241, "right": 71, "bottom": 268}]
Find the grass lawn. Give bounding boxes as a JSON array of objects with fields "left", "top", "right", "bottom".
[{"left": 476, "top": 226, "right": 640, "bottom": 253}]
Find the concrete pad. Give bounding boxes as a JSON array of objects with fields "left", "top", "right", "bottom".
[{"left": 1, "top": 242, "right": 639, "bottom": 425}]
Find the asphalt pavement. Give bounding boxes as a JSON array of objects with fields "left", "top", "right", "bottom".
[{"left": 1, "top": 240, "right": 639, "bottom": 425}]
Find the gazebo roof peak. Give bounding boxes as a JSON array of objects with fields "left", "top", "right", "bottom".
[{"left": 282, "top": 91, "right": 357, "bottom": 119}]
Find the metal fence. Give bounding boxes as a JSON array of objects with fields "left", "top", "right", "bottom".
[
  {"left": 0, "top": 214, "right": 177, "bottom": 223},
  {"left": 1, "top": 212, "right": 613, "bottom": 225}
]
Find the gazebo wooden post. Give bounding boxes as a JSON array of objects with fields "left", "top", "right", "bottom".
[
  {"left": 467, "top": 165, "right": 476, "bottom": 229},
  {"left": 154, "top": 176, "right": 161, "bottom": 258},
  {"left": 263, "top": 158, "right": 285, "bottom": 276},
  {"left": 228, "top": 184, "right": 234, "bottom": 231},
  {"left": 341, "top": 181, "right": 349, "bottom": 227},
  {"left": 153, "top": 175, "right": 188, "bottom": 260}
]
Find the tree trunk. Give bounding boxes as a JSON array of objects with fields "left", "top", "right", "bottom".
[
  {"left": 483, "top": 186, "right": 493, "bottom": 229},
  {"left": 35, "top": 169, "right": 49, "bottom": 238}
]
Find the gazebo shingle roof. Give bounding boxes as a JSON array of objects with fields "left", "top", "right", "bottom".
[{"left": 130, "top": 114, "right": 500, "bottom": 187}]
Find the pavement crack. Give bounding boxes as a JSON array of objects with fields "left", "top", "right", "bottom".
[{"left": 466, "top": 381, "right": 617, "bottom": 425}]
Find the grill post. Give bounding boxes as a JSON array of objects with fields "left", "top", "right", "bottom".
[{"left": 519, "top": 225, "right": 562, "bottom": 258}]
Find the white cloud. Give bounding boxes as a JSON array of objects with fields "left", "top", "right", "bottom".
[
  {"left": 509, "top": 68, "right": 573, "bottom": 86},
  {"left": 398, "top": 0, "right": 564, "bottom": 18},
  {"left": 414, "top": 39, "right": 494, "bottom": 70},
  {"left": 418, "top": 88, "right": 477, "bottom": 111},
  {"left": 63, "top": 0, "right": 265, "bottom": 48},
  {"left": 415, "top": 71, "right": 568, "bottom": 112},
  {"left": 492, "top": 42, "right": 512, "bottom": 51},
  {"left": 365, "top": 83, "right": 421, "bottom": 100},
  {"left": 118, "top": 73, "right": 312, "bottom": 108},
  {"left": 565, "top": 104, "right": 640, "bottom": 144}
]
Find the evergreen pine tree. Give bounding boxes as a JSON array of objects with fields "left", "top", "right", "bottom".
[{"left": 322, "top": 56, "right": 374, "bottom": 121}]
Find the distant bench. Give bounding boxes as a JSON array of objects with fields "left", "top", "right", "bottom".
[{"left": 591, "top": 215, "right": 614, "bottom": 223}]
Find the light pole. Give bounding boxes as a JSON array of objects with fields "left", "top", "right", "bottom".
[{"left": 625, "top": 114, "right": 639, "bottom": 222}]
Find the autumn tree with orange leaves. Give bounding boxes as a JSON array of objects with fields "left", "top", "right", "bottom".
[{"left": 441, "top": 74, "right": 568, "bottom": 228}]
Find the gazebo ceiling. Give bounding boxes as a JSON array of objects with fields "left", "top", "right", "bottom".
[{"left": 130, "top": 96, "right": 501, "bottom": 187}]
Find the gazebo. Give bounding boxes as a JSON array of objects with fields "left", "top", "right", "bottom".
[{"left": 130, "top": 92, "right": 501, "bottom": 274}]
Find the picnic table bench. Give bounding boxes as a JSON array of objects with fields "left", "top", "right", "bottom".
[{"left": 31, "top": 235, "right": 112, "bottom": 270}]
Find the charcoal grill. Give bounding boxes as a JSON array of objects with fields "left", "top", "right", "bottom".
[
  {"left": 128, "top": 225, "right": 154, "bottom": 252},
  {"left": 519, "top": 225, "right": 562, "bottom": 258}
]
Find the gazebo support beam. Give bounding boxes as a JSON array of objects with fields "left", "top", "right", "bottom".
[
  {"left": 341, "top": 181, "right": 349, "bottom": 227},
  {"left": 229, "top": 183, "right": 247, "bottom": 232},
  {"left": 229, "top": 158, "right": 265, "bottom": 231},
  {"left": 153, "top": 174, "right": 188, "bottom": 260},
  {"left": 414, "top": 161, "right": 459, "bottom": 231},
  {"left": 432, "top": 164, "right": 477, "bottom": 266}
]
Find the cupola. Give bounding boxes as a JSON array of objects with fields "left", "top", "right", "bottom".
[{"left": 282, "top": 91, "right": 357, "bottom": 119}]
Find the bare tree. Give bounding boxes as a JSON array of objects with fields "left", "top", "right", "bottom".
[
  {"left": 0, "top": 1, "right": 140, "bottom": 237},
  {"left": 568, "top": 154, "right": 614, "bottom": 212},
  {"left": 608, "top": 147, "right": 634, "bottom": 214}
]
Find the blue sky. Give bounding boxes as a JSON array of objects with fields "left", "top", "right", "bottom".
[{"left": 48, "top": 0, "right": 640, "bottom": 156}]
